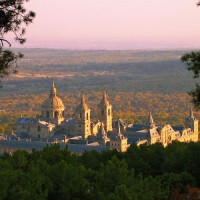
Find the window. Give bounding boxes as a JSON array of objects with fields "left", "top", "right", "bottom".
[
  {"left": 54, "top": 111, "right": 58, "bottom": 118},
  {"left": 38, "top": 126, "right": 41, "bottom": 132},
  {"left": 108, "top": 109, "right": 110, "bottom": 116},
  {"left": 79, "top": 113, "right": 82, "bottom": 119},
  {"left": 86, "top": 113, "right": 89, "bottom": 120},
  {"left": 101, "top": 109, "right": 104, "bottom": 116},
  {"left": 79, "top": 125, "right": 81, "bottom": 128},
  {"left": 46, "top": 111, "right": 49, "bottom": 118},
  {"left": 62, "top": 111, "right": 64, "bottom": 117}
]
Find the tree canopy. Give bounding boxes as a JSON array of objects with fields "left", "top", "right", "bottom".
[
  {"left": 1, "top": 142, "right": 200, "bottom": 200},
  {"left": 181, "top": 2, "right": 200, "bottom": 109},
  {"left": 0, "top": 0, "right": 35, "bottom": 87}
]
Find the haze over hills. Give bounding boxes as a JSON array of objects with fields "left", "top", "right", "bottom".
[
  {"left": 1, "top": 48, "right": 195, "bottom": 95},
  {"left": 0, "top": 48, "right": 197, "bottom": 133}
]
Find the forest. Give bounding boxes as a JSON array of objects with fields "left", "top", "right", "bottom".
[
  {"left": 0, "top": 142, "right": 200, "bottom": 200},
  {"left": 0, "top": 49, "right": 197, "bottom": 134}
]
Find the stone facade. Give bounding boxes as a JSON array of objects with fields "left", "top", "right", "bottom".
[
  {"left": 110, "top": 121, "right": 128, "bottom": 152},
  {"left": 40, "top": 79, "right": 65, "bottom": 125},
  {"left": 14, "top": 80, "right": 199, "bottom": 153},
  {"left": 98, "top": 89, "right": 113, "bottom": 132},
  {"left": 74, "top": 93, "right": 91, "bottom": 139},
  {"left": 123, "top": 110, "right": 199, "bottom": 147},
  {"left": 16, "top": 80, "right": 113, "bottom": 140}
]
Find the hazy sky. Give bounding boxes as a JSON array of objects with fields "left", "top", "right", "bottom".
[{"left": 9, "top": 0, "right": 200, "bottom": 50}]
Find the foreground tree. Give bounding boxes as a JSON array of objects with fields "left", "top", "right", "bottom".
[
  {"left": 0, "top": 0, "right": 35, "bottom": 87},
  {"left": 181, "top": 1, "right": 200, "bottom": 109}
]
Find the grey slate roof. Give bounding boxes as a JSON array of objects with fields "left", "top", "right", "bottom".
[
  {"left": 16, "top": 118, "right": 37, "bottom": 124},
  {"left": 172, "top": 126, "right": 184, "bottom": 132},
  {"left": 127, "top": 124, "right": 146, "bottom": 132},
  {"left": 0, "top": 140, "right": 109, "bottom": 153},
  {"left": 60, "top": 119, "right": 75, "bottom": 126}
]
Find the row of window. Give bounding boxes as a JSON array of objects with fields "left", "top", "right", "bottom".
[
  {"left": 42, "top": 111, "right": 64, "bottom": 118},
  {"left": 78, "top": 109, "right": 111, "bottom": 120}
]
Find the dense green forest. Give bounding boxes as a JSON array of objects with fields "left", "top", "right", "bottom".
[
  {"left": 0, "top": 142, "right": 200, "bottom": 200},
  {"left": 0, "top": 49, "right": 198, "bottom": 134}
]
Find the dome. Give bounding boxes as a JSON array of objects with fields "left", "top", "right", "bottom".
[
  {"left": 42, "top": 96, "right": 65, "bottom": 111},
  {"left": 41, "top": 78, "right": 65, "bottom": 111}
]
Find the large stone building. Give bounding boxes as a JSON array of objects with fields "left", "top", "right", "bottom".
[
  {"left": 123, "top": 110, "right": 199, "bottom": 147},
  {"left": 11, "top": 79, "right": 200, "bottom": 154},
  {"left": 110, "top": 121, "right": 129, "bottom": 152},
  {"left": 16, "top": 80, "right": 113, "bottom": 138}
]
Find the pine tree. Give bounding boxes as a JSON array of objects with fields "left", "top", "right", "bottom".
[{"left": 0, "top": 0, "right": 35, "bottom": 87}]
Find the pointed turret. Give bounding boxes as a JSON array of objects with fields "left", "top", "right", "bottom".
[
  {"left": 117, "top": 119, "right": 121, "bottom": 136},
  {"left": 76, "top": 91, "right": 88, "bottom": 111},
  {"left": 146, "top": 110, "right": 156, "bottom": 129},
  {"left": 97, "top": 123, "right": 108, "bottom": 139},
  {"left": 50, "top": 78, "right": 57, "bottom": 97},
  {"left": 98, "top": 88, "right": 113, "bottom": 132},
  {"left": 100, "top": 88, "right": 110, "bottom": 106},
  {"left": 115, "top": 119, "right": 124, "bottom": 139},
  {"left": 189, "top": 108, "right": 195, "bottom": 120},
  {"left": 97, "top": 122, "right": 110, "bottom": 146}
]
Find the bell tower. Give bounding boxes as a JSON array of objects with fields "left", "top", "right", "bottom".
[
  {"left": 186, "top": 108, "right": 199, "bottom": 136},
  {"left": 74, "top": 92, "right": 91, "bottom": 138},
  {"left": 98, "top": 89, "right": 112, "bottom": 132}
]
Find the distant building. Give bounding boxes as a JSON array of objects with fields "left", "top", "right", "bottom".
[
  {"left": 122, "top": 110, "right": 199, "bottom": 147},
  {"left": 16, "top": 79, "right": 113, "bottom": 140},
  {"left": 1, "top": 79, "right": 198, "bottom": 155},
  {"left": 110, "top": 121, "right": 128, "bottom": 152}
]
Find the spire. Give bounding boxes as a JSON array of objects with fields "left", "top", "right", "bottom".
[
  {"left": 100, "top": 88, "right": 109, "bottom": 106},
  {"left": 103, "top": 87, "right": 107, "bottom": 99},
  {"left": 98, "top": 123, "right": 107, "bottom": 139},
  {"left": 76, "top": 91, "right": 88, "bottom": 111},
  {"left": 189, "top": 108, "right": 194, "bottom": 119},
  {"left": 115, "top": 119, "right": 125, "bottom": 140},
  {"left": 146, "top": 110, "right": 155, "bottom": 129},
  {"left": 118, "top": 119, "right": 121, "bottom": 135},
  {"left": 81, "top": 91, "right": 85, "bottom": 104},
  {"left": 50, "top": 78, "right": 57, "bottom": 97},
  {"left": 52, "top": 78, "right": 55, "bottom": 88}
]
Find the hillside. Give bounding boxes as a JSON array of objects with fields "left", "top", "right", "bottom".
[
  {"left": 1, "top": 49, "right": 195, "bottom": 95},
  {"left": 0, "top": 49, "right": 197, "bottom": 133}
]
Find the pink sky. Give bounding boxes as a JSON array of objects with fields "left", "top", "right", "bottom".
[{"left": 8, "top": 0, "right": 200, "bottom": 50}]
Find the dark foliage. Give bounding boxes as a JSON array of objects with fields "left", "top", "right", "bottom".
[
  {"left": 181, "top": 52, "right": 200, "bottom": 109},
  {"left": 0, "top": 0, "right": 35, "bottom": 86},
  {"left": 0, "top": 142, "right": 200, "bottom": 199},
  {"left": 181, "top": 2, "right": 200, "bottom": 109}
]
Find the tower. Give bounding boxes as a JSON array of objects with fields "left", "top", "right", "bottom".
[
  {"left": 41, "top": 78, "right": 65, "bottom": 125},
  {"left": 98, "top": 89, "right": 112, "bottom": 132},
  {"left": 146, "top": 110, "right": 156, "bottom": 129},
  {"left": 186, "top": 108, "right": 199, "bottom": 136},
  {"left": 110, "top": 120, "right": 128, "bottom": 152},
  {"left": 96, "top": 122, "right": 110, "bottom": 146},
  {"left": 74, "top": 92, "right": 91, "bottom": 138}
]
